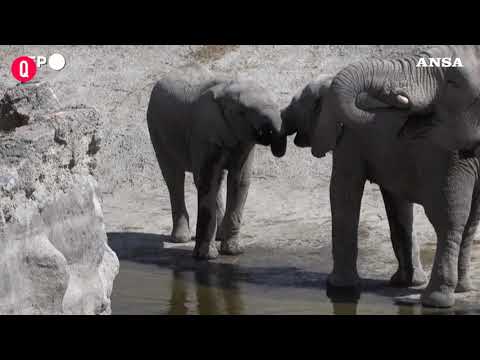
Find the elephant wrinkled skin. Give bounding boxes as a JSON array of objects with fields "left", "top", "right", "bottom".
[
  {"left": 147, "top": 64, "right": 286, "bottom": 260},
  {"left": 305, "top": 45, "right": 480, "bottom": 308}
]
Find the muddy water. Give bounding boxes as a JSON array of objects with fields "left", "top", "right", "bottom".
[{"left": 108, "top": 232, "right": 480, "bottom": 315}]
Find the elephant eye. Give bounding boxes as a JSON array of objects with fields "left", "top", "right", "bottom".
[
  {"left": 447, "top": 79, "right": 460, "bottom": 88},
  {"left": 446, "top": 71, "right": 463, "bottom": 88},
  {"left": 238, "top": 109, "right": 247, "bottom": 117}
]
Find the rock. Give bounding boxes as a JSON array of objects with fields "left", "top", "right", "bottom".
[
  {"left": 0, "top": 82, "right": 119, "bottom": 315},
  {"left": 0, "top": 82, "right": 61, "bottom": 131}
]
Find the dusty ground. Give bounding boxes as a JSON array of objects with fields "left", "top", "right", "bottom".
[{"left": 2, "top": 45, "right": 480, "bottom": 307}]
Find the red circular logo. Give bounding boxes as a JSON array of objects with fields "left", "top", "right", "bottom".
[{"left": 11, "top": 56, "right": 37, "bottom": 83}]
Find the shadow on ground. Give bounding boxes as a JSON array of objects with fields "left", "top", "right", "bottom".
[{"left": 107, "top": 232, "right": 480, "bottom": 315}]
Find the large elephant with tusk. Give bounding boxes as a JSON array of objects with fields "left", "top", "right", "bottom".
[
  {"left": 281, "top": 75, "right": 428, "bottom": 290},
  {"left": 305, "top": 45, "right": 480, "bottom": 308},
  {"left": 147, "top": 64, "right": 286, "bottom": 260}
]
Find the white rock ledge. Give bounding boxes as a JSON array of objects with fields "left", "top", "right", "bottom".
[{"left": 0, "top": 82, "right": 119, "bottom": 315}]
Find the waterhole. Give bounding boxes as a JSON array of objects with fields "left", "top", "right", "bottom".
[{"left": 108, "top": 232, "right": 480, "bottom": 315}]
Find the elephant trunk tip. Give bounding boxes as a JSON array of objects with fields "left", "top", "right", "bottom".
[
  {"left": 311, "top": 145, "right": 326, "bottom": 159},
  {"left": 270, "top": 133, "right": 287, "bottom": 158}
]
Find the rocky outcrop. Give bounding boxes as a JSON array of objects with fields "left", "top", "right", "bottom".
[{"left": 0, "top": 82, "right": 119, "bottom": 314}]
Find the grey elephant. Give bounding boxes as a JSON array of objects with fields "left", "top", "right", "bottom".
[
  {"left": 301, "top": 45, "right": 480, "bottom": 308},
  {"left": 281, "top": 75, "right": 427, "bottom": 289},
  {"left": 147, "top": 64, "right": 286, "bottom": 260},
  {"left": 281, "top": 74, "right": 336, "bottom": 148}
]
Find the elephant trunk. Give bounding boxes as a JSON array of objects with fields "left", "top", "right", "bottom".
[
  {"left": 270, "top": 134, "right": 287, "bottom": 157},
  {"left": 270, "top": 112, "right": 287, "bottom": 157},
  {"left": 328, "top": 55, "right": 444, "bottom": 129},
  {"left": 280, "top": 107, "right": 297, "bottom": 136}
]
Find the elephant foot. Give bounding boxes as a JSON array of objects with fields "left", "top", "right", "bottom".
[
  {"left": 193, "top": 241, "right": 219, "bottom": 260},
  {"left": 219, "top": 237, "right": 244, "bottom": 256},
  {"left": 170, "top": 223, "right": 192, "bottom": 243},
  {"left": 326, "top": 281, "right": 361, "bottom": 302},
  {"left": 389, "top": 267, "right": 428, "bottom": 287},
  {"left": 421, "top": 289, "right": 455, "bottom": 308},
  {"left": 455, "top": 278, "right": 475, "bottom": 293},
  {"left": 170, "top": 233, "right": 193, "bottom": 243},
  {"left": 327, "top": 271, "right": 361, "bottom": 289}
]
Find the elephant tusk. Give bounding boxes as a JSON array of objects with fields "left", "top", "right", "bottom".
[{"left": 396, "top": 94, "right": 409, "bottom": 105}]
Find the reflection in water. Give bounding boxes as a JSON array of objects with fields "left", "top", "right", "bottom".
[
  {"left": 326, "top": 283, "right": 361, "bottom": 315},
  {"left": 217, "top": 264, "right": 244, "bottom": 315},
  {"left": 168, "top": 271, "right": 188, "bottom": 315},
  {"left": 167, "top": 263, "right": 245, "bottom": 315},
  {"left": 331, "top": 302, "right": 358, "bottom": 315},
  {"left": 108, "top": 232, "right": 480, "bottom": 315},
  {"left": 195, "top": 267, "right": 222, "bottom": 315},
  {"left": 397, "top": 305, "right": 416, "bottom": 315}
]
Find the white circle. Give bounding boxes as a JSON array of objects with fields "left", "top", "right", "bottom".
[{"left": 48, "top": 53, "right": 66, "bottom": 71}]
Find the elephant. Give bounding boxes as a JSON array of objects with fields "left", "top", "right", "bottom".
[
  {"left": 305, "top": 45, "right": 480, "bottom": 308},
  {"left": 281, "top": 74, "right": 335, "bottom": 147},
  {"left": 146, "top": 64, "right": 286, "bottom": 260},
  {"left": 281, "top": 76, "right": 428, "bottom": 289}
]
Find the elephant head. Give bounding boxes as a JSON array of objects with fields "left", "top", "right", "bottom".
[
  {"left": 311, "top": 45, "right": 480, "bottom": 157},
  {"left": 209, "top": 80, "right": 287, "bottom": 157},
  {"left": 280, "top": 75, "right": 334, "bottom": 148}
]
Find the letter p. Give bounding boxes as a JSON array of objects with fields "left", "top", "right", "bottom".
[{"left": 36, "top": 56, "right": 47, "bottom": 68}]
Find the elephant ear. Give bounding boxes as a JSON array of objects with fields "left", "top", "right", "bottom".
[
  {"left": 311, "top": 93, "right": 344, "bottom": 157},
  {"left": 209, "top": 81, "right": 229, "bottom": 100},
  {"left": 196, "top": 83, "right": 240, "bottom": 147},
  {"left": 209, "top": 81, "right": 239, "bottom": 117}
]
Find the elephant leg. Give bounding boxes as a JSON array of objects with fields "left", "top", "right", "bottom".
[
  {"left": 422, "top": 172, "right": 475, "bottom": 308},
  {"left": 218, "top": 148, "right": 254, "bottom": 256},
  {"left": 327, "top": 147, "right": 366, "bottom": 289},
  {"left": 380, "top": 188, "right": 427, "bottom": 287},
  {"left": 215, "top": 170, "right": 227, "bottom": 242},
  {"left": 456, "top": 185, "right": 480, "bottom": 293},
  {"left": 156, "top": 152, "right": 191, "bottom": 243},
  {"left": 192, "top": 146, "right": 226, "bottom": 260}
]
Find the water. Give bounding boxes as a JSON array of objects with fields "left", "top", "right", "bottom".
[{"left": 108, "top": 232, "right": 480, "bottom": 315}]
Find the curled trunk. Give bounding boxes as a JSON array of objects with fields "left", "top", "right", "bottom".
[{"left": 328, "top": 47, "right": 449, "bottom": 129}]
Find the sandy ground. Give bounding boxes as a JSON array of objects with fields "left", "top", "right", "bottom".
[{"left": 2, "top": 45, "right": 480, "bottom": 306}]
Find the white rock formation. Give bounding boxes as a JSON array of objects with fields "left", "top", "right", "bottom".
[{"left": 0, "top": 82, "right": 119, "bottom": 314}]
